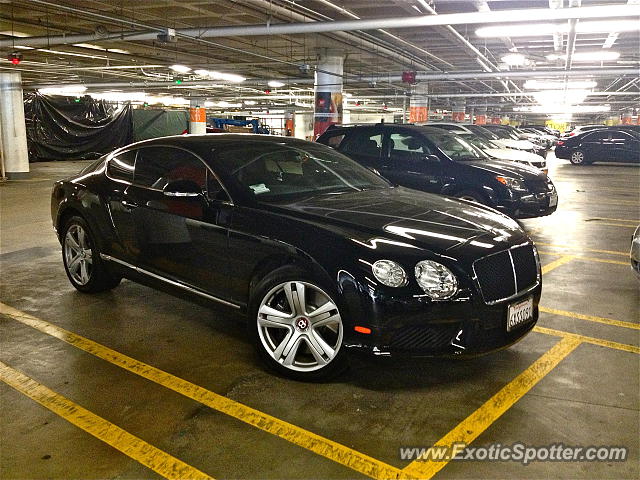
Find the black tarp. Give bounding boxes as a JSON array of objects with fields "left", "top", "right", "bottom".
[
  {"left": 132, "top": 109, "right": 188, "bottom": 142},
  {"left": 24, "top": 93, "right": 133, "bottom": 162}
]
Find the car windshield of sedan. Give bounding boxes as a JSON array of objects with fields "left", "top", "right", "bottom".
[
  {"left": 212, "top": 142, "right": 390, "bottom": 201},
  {"left": 490, "top": 129, "right": 515, "bottom": 140},
  {"left": 422, "top": 131, "right": 489, "bottom": 161},
  {"left": 463, "top": 135, "right": 502, "bottom": 151}
]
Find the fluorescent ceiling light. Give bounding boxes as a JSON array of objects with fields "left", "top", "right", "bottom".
[
  {"left": 170, "top": 64, "right": 191, "bottom": 73},
  {"left": 501, "top": 53, "right": 527, "bottom": 66},
  {"left": 532, "top": 89, "right": 591, "bottom": 108},
  {"left": 39, "top": 85, "right": 87, "bottom": 95},
  {"left": 0, "top": 31, "right": 31, "bottom": 37},
  {"left": 244, "top": 100, "right": 257, "bottom": 105},
  {"left": 476, "top": 19, "right": 640, "bottom": 38},
  {"left": 73, "top": 43, "right": 130, "bottom": 54},
  {"left": 194, "top": 69, "right": 245, "bottom": 83},
  {"left": 268, "top": 80, "right": 285, "bottom": 88},
  {"left": 524, "top": 80, "right": 597, "bottom": 90},
  {"left": 546, "top": 51, "right": 620, "bottom": 62},
  {"left": 602, "top": 32, "right": 619, "bottom": 49}
]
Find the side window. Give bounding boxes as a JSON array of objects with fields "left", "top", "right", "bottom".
[
  {"left": 107, "top": 150, "right": 136, "bottom": 183},
  {"left": 135, "top": 146, "right": 207, "bottom": 192},
  {"left": 340, "top": 131, "right": 383, "bottom": 157},
  {"left": 388, "top": 132, "right": 434, "bottom": 161},
  {"left": 323, "top": 132, "right": 346, "bottom": 149},
  {"left": 585, "top": 131, "right": 608, "bottom": 142}
]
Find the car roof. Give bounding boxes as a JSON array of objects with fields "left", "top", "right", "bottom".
[{"left": 326, "top": 123, "right": 456, "bottom": 135}]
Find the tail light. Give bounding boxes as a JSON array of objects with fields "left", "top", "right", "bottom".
[
  {"left": 557, "top": 141, "right": 564, "bottom": 145},
  {"left": 569, "top": 132, "right": 575, "bottom": 136}
]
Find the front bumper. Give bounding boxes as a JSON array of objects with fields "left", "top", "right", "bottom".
[
  {"left": 343, "top": 288, "right": 541, "bottom": 357},
  {"left": 494, "top": 191, "right": 558, "bottom": 219}
]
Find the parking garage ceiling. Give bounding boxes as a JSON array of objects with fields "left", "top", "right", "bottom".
[{"left": 0, "top": 0, "right": 638, "bottom": 117}]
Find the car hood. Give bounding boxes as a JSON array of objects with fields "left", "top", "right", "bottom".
[
  {"left": 461, "top": 158, "right": 545, "bottom": 178},
  {"left": 484, "top": 148, "right": 545, "bottom": 163},
  {"left": 493, "top": 139, "right": 536, "bottom": 150},
  {"left": 265, "top": 187, "right": 527, "bottom": 254}
]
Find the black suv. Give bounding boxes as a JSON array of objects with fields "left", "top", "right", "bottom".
[{"left": 317, "top": 124, "right": 557, "bottom": 219}]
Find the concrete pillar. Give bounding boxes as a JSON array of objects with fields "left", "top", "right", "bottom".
[
  {"left": 409, "top": 83, "right": 428, "bottom": 124},
  {"left": 313, "top": 50, "right": 343, "bottom": 138},
  {"left": 620, "top": 110, "right": 633, "bottom": 125},
  {"left": 189, "top": 98, "right": 206, "bottom": 134},
  {"left": 452, "top": 100, "right": 466, "bottom": 123},
  {"left": 0, "top": 72, "right": 29, "bottom": 179},
  {"left": 284, "top": 107, "right": 295, "bottom": 136},
  {"left": 474, "top": 106, "right": 487, "bottom": 125}
]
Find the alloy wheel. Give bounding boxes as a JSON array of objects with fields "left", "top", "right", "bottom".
[
  {"left": 571, "top": 151, "right": 585, "bottom": 164},
  {"left": 257, "top": 281, "right": 343, "bottom": 372},
  {"left": 64, "top": 224, "right": 93, "bottom": 285}
]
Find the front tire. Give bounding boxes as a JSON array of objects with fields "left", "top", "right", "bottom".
[
  {"left": 249, "top": 267, "right": 348, "bottom": 381},
  {"left": 62, "top": 216, "right": 121, "bottom": 293}
]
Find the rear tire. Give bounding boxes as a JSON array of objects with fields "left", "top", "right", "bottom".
[
  {"left": 569, "top": 150, "right": 589, "bottom": 165},
  {"left": 249, "top": 266, "right": 348, "bottom": 381},
  {"left": 62, "top": 216, "right": 121, "bottom": 293}
]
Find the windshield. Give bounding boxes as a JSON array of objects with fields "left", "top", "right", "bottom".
[
  {"left": 464, "top": 135, "right": 502, "bottom": 151},
  {"left": 490, "top": 128, "right": 515, "bottom": 140},
  {"left": 212, "top": 142, "right": 390, "bottom": 202},
  {"left": 422, "top": 131, "right": 489, "bottom": 161},
  {"left": 467, "top": 125, "right": 500, "bottom": 140}
]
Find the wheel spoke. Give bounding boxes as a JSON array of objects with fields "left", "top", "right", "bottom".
[
  {"left": 282, "top": 335, "right": 302, "bottom": 366},
  {"left": 77, "top": 227, "right": 86, "bottom": 249},
  {"left": 80, "top": 260, "right": 89, "bottom": 284},
  {"left": 308, "top": 301, "right": 336, "bottom": 318},
  {"left": 258, "top": 316, "right": 291, "bottom": 329},
  {"left": 283, "top": 283, "right": 296, "bottom": 314},
  {"left": 65, "top": 233, "right": 80, "bottom": 251},
  {"left": 259, "top": 304, "right": 293, "bottom": 320},
  {"left": 67, "top": 254, "right": 82, "bottom": 273},
  {"left": 84, "top": 250, "right": 93, "bottom": 265},
  {"left": 306, "top": 330, "right": 335, "bottom": 360},
  {"left": 302, "top": 336, "right": 328, "bottom": 366},
  {"left": 311, "top": 313, "right": 340, "bottom": 328},
  {"left": 291, "top": 282, "right": 306, "bottom": 315}
]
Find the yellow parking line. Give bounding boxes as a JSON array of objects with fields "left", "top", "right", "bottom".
[
  {"left": 534, "top": 326, "right": 640, "bottom": 354},
  {"left": 402, "top": 337, "right": 582, "bottom": 479},
  {"left": 538, "top": 252, "right": 628, "bottom": 266},
  {"left": 0, "top": 303, "right": 403, "bottom": 480},
  {"left": 0, "top": 361, "right": 213, "bottom": 480},
  {"left": 585, "top": 217, "right": 639, "bottom": 223},
  {"left": 541, "top": 255, "right": 574, "bottom": 274},
  {"left": 540, "top": 307, "right": 639, "bottom": 330},
  {"left": 535, "top": 242, "right": 627, "bottom": 257},
  {"left": 596, "top": 222, "right": 637, "bottom": 228}
]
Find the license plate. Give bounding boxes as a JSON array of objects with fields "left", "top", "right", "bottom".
[
  {"left": 549, "top": 194, "right": 558, "bottom": 207},
  {"left": 507, "top": 297, "right": 534, "bottom": 332}
]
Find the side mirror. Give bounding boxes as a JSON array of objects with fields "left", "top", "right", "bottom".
[{"left": 163, "top": 179, "right": 202, "bottom": 198}]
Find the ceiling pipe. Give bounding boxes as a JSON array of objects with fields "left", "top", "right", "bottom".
[
  {"left": 25, "top": 67, "right": 639, "bottom": 90},
  {"left": 2, "top": 4, "right": 638, "bottom": 48}
]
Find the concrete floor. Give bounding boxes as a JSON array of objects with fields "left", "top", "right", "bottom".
[{"left": 1, "top": 154, "right": 638, "bottom": 479}]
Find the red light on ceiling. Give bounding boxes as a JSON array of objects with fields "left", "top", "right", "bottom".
[
  {"left": 8, "top": 53, "right": 22, "bottom": 65},
  {"left": 264, "top": 89, "right": 271, "bottom": 95}
]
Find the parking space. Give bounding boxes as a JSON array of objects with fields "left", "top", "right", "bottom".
[{"left": 1, "top": 156, "right": 638, "bottom": 479}]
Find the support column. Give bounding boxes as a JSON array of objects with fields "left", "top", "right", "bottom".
[
  {"left": 620, "top": 110, "right": 633, "bottom": 125},
  {"left": 189, "top": 98, "right": 206, "bottom": 134},
  {"left": 452, "top": 100, "right": 466, "bottom": 123},
  {"left": 409, "top": 83, "right": 428, "bottom": 124},
  {"left": 0, "top": 72, "right": 29, "bottom": 179},
  {"left": 314, "top": 50, "right": 343, "bottom": 138},
  {"left": 474, "top": 106, "right": 487, "bottom": 125},
  {"left": 284, "top": 106, "right": 295, "bottom": 136}
]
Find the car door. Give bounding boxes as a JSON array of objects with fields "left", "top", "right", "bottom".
[
  {"left": 610, "top": 131, "right": 640, "bottom": 163},
  {"left": 337, "top": 128, "right": 384, "bottom": 171},
  {"left": 580, "top": 131, "right": 607, "bottom": 159},
  {"left": 104, "top": 149, "right": 139, "bottom": 262},
  {"left": 125, "top": 145, "right": 232, "bottom": 299},
  {"left": 383, "top": 129, "right": 443, "bottom": 193}
]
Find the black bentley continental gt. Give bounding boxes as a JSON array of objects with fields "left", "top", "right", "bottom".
[{"left": 52, "top": 135, "right": 541, "bottom": 380}]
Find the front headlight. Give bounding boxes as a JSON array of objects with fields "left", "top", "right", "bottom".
[
  {"left": 372, "top": 260, "right": 407, "bottom": 287},
  {"left": 415, "top": 260, "right": 458, "bottom": 299},
  {"left": 496, "top": 175, "right": 528, "bottom": 192}
]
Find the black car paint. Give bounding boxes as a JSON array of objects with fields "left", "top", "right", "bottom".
[
  {"left": 317, "top": 124, "right": 557, "bottom": 219},
  {"left": 52, "top": 134, "right": 541, "bottom": 358},
  {"left": 555, "top": 128, "right": 640, "bottom": 164}
]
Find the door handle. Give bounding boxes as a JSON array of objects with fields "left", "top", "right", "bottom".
[{"left": 121, "top": 200, "right": 139, "bottom": 210}]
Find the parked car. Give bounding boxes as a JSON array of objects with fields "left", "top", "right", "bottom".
[
  {"left": 427, "top": 125, "right": 547, "bottom": 172},
  {"left": 561, "top": 125, "right": 603, "bottom": 138},
  {"left": 518, "top": 128, "right": 557, "bottom": 148},
  {"left": 430, "top": 123, "right": 544, "bottom": 155},
  {"left": 460, "top": 133, "right": 548, "bottom": 173},
  {"left": 555, "top": 128, "right": 640, "bottom": 165},
  {"left": 631, "top": 225, "right": 640, "bottom": 280},
  {"left": 481, "top": 125, "right": 545, "bottom": 155},
  {"left": 51, "top": 134, "right": 542, "bottom": 380},
  {"left": 317, "top": 124, "right": 557, "bottom": 218}
]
